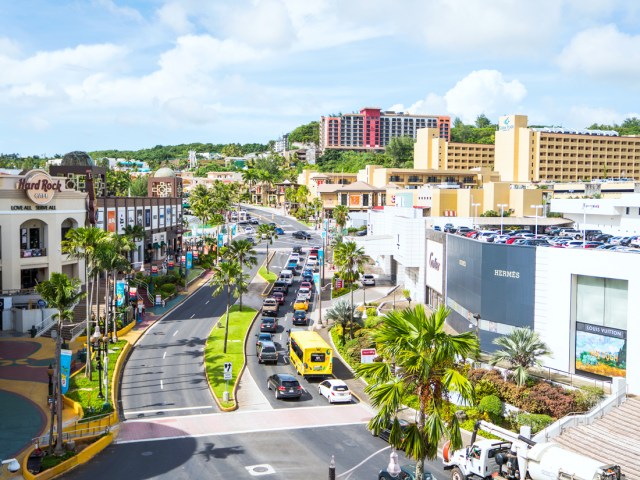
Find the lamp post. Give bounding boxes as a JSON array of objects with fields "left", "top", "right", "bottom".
[
  {"left": 531, "top": 204, "right": 543, "bottom": 235},
  {"left": 582, "top": 203, "right": 587, "bottom": 248},
  {"left": 328, "top": 455, "right": 336, "bottom": 480},
  {"left": 497, "top": 204, "right": 508, "bottom": 235},
  {"left": 47, "top": 363, "right": 55, "bottom": 454},
  {"left": 472, "top": 313, "right": 481, "bottom": 347},
  {"left": 92, "top": 327, "right": 104, "bottom": 400},
  {"left": 472, "top": 202, "right": 480, "bottom": 222},
  {"left": 50, "top": 328, "right": 63, "bottom": 455},
  {"left": 387, "top": 448, "right": 401, "bottom": 478}
]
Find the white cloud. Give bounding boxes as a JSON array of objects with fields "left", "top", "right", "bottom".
[
  {"left": 393, "top": 70, "right": 526, "bottom": 123},
  {"left": 0, "top": 37, "right": 21, "bottom": 57},
  {"left": 156, "top": 2, "right": 193, "bottom": 34},
  {"left": 161, "top": 97, "right": 220, "bottom": 124},
  {"left": 19, "top": 116, "right": 50, "bottom": 131},
  {"left": 566, "top": 105, "right": 640, "bottom": 129},
  {"left": 558, "top": 24, "right": 640, "bottom": 79},
  {"left": 223, "top": 0, "right": 296, "bottom": 49},
  {"left": 93, "top": 0, "right": 144, "bottom": 22}
]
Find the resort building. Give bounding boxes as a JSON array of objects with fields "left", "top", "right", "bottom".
[{"left": 414, "top": 128, "right": 495, "bottom": 171}]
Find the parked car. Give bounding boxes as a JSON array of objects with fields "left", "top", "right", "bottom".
[
  {"left": 292, "top": 245, "right": 304, "bottom": 254},
  {"left": 293, "top": 231, "right": 312, "bottom": 240},
  {"left": 260, "top": 317, "right": 278, "bottom": 333},
  {"left": 292, "top": 310, "right": 308, "bottom": 326},
  {"left": 256, "top": 332, "right": 272, "bottom": 346},
  {"left": 355, "top": 229, "right": 367, "bottom": 236},
  {"left": 362, "top": 274, "right": 376, "bottom": 286},
  {"left": 275, "top": 227, "right": 285, "bottom": 235},
  {"left": 457, "top": 226, "right": 473, "bottom": 235},
  {"left": 378, "top": 465, "right": 436, "bottom": 480},
  {"left": 302, "top": 272, "right": 313, "bottom": 282},
  {"left": 267, "top": 373, "right": 303, "bottom": 400},
  {"left": 433, "top": 225, "right": 441, "bottom": 231},
  {"left": 318, "top": 379, "right": 352, "bottom": 404},
  {"left": 257, "top": 340, "right": 278, "bottom": 364}
]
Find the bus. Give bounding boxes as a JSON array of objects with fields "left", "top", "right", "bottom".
[{"left": 289, "top": 330, "right": 333, "bottom": 378}]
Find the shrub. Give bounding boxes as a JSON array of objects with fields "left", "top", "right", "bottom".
[
  {"left": 516, "top": 413, "right": 554, "bottom": 434},
  {"left": 574, "top": 386, "right": 605, "bottom": 412},
  {"left": 479, "top": 395, "right": 503, "bottom": 422},
  {"left": 474, "top": 379, "right": 499, "bottom": 403},
  {"left": 364, "top": 316, "right": 384, "bottom": 329},
  {"left": 366, "top": 307, "right": 378, "bottom": 317}
]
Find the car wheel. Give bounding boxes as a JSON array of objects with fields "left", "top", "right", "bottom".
[
  {"left": 451, "top": 466, "right": 467, "bottom": 480},
  {"left": 267, "top": 381, "right": 271, "bottom": 390},
  {"left": 275, "top": 390, "right": 279, "bottom": 400}
]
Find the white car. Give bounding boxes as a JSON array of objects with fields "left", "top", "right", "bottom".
[
  {"left": 244, "top": 226, "right": 255, "bottom": 235},
  {"left": 318, "top": 379, "right": 352, "bottom": 404},
  {"left": 362, "top": 274, "right": 375, "bottom": 286},
  {"left": 298, "top": 287, "right": 311, "bottom": 300},
  {"left": 306, "top": 258, "right": 317, "bottom": 267}
]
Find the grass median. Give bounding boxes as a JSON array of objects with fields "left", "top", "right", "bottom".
[
  {"left": 258, "top": 266, "right": 277, "bottom": 282},
  {"left": 205, "top": 305, "right": 257, "bottom": 409}
]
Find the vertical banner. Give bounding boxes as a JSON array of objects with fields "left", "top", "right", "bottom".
[
  {"left": 60, "top": 349, "right": 73, "bottom": 394},
  {"left": 231, "top": 224, "right": 237, "bottom": 236},
  {"left": 217, "top": 233, "right": 224, "bottom": 248},
  {"left": 116, "top": 281, "right": 125, "bottom": 307},
  {"left": 186, "top": 251, "right": 193, "bottom": 269},
  {"left": 107, "top": 210, "right": 116, "bottom": 232},
  {"left": 313, "top": 272, "right": 321, "bottom": 294},
  {"left": 145, "top": 208, "right": 151, "bottom": 227}
]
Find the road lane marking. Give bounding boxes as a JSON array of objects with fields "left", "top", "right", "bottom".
[
  {"left": 173, "top": 330, "right": 179, "bottom": 336},
  {"left": 160, "top": 380, "right": 164, "bottom": 390},
  {"left": 163, "top": 351, "right": 167, "bottom": 359},
  {"left": 124, "top": 405, "right": 215, "bottom": 416},
  {"left": 190, "top": 314, "right": 195, "bottom": 318},
  {"left": 205, "top": 300, "right": 210, "bottom": 304}
]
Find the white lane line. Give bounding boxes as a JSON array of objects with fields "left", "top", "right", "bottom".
[
  {"left": 205, "top": 300, "right": 210, "bottom": 304},
  {"left": 160, "top": 380, "right": 164, "bottom": 390},
  {"left": 190, "top": 314, "right": 195, "bottom": 318},
  {"left": 163, "top": 351, "right": 167, "bottom": 359},
  {"left": 173, "top": 330, "right": 179, "bottom": 336},
  {"left": 125, "top": 405, "right": 215, "bottom": 416}
]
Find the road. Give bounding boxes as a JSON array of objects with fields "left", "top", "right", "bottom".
[{"left": 61, "top": 423, "right": 448, "bottom": 480}]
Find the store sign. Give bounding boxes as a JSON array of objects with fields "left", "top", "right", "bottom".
[
  {"left": 360, "top": 348, "right": 377, "bottom": 364},
  {"left": 426, "top": 240, "right": 444, "bottom": 294},
  {"left": 17, "top": 171, "right": 62, "bottom": 205}
]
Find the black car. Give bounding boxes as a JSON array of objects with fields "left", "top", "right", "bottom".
[
  {"left": 355, "top": 229, "right": 367, "bottom": 236},
  {"left": 273, "top": 280, "right": 289, "bottom": 294},
  {"left": 292, "top": 310, "right": 308, "bottom": 326},
  {"left": 378, "top": 465, "right": 435, "bottom": 480},
  {"left": 246, "top": 237, "right": 256, "bottom": 245},
  {"left": 292, "top": 246, "right": 304, "bottom": 254},
  {"left": 374, "top": 418, "right": 412, "bottom": 444},
  {"left": 260, "top": 317, "right": 278, "bottom": 333},
  {"left": 267, "top": 373, "right": 302, "bottom": 399},
  {"left": 293, "top": 231, "right": 312, "bottom": 240}
]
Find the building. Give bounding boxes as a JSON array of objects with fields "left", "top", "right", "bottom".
[
  {"left": 551, "top": 194, "right": 640, "bottom": 235},
  {"left": 414, "top": 128, "right": 495, "bottom": 171},
  {"left": 319, "top": 107, "right": 450, "bottom": 153},
  {"left": 495, "top": 114, "right": 640, "bottom": 183},
  {"left": 551, "top": 179, "right": 640, "bottom": 199},
  {"left": 316, "top": 181, "right": 386, "bottom": 215},
  {"left": 297, "top": 170, "right": 358, "bottom": 199},
  {"left": 274, "top": 134, "right": 289, "bottom": 153},
  {"left": 179, "top": 171, "right": 243, "bottom": 194}
]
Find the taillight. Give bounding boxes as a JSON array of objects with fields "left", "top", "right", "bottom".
[
  {"left": 297, "top": 386, "right": 302, "bottom": 390},
  {"left": 278, "top": 386, "right": 286, "bottom": 391}
]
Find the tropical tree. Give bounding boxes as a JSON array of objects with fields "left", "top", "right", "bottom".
[
  {"left": 334, "top": 241, "right": 369, "bottom": 336},
  {"left": 325, "top": 300, "right": 357, "bottom": 345},
  {"left": 257, "top": 223, "right": 278, "bottom": 272},
  {"left": 221, "top": 239, "right": 257, "bottom": 310},
  {"left": 403, "top": 289, "right": 412, "bottom": 308},
  {"left": 241, "top": 169, "right": 259, "bottom": 202},
  {"left": 489, "top": 327, "right": 552, "bottom": 386},
  {"left": 333, "top": 205, "right": 350, "bottom": 232},
  {"left": 356, "top": 305, "right": 479, "bottom": 479},
  {"left": 122, "top": 224, "right": 145, "bottom": 263},
  {"left": 209, "top": 260, "right": 244, "bottom": 353},
  {"left": 61, "top": 227, "right": 109, "bottom": 377},
  {"left": 35, "top": 273, "right": 86, "bottom": 454}
]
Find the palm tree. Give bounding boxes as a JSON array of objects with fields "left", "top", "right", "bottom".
[
  {"left": 357, "top": 305, "right": 479, "bottom": 480},
  {"left": 209, "top": 260, "right": 244, "bottom": 354},
  {"left": 221, "top": 239, "right": 257, "bottom": 310},
  {"left": 489, "top": 327, "right": 552, "bottom": 386},
  {"left": 333, "top": 241, "right": 369, "bottom": 339},
  {"left": 61, "top": 227, "right": 108, "bottom": 377},
  {"left": 122, "top": 224, "right": 145, "bottom": 264},
  {"left": 257, "top": 223, "right": 278, "bottom": 272},
  {"left": 241, "top": 169, "right": 259, "bottom": 202},
  {"left": 333, "top": 204, "right": 350, "bottom": 232},
  {"left": 325, "top": 300, "right": 356, "bottom": 345},
  {"left": 35, "top": 273, "right": 86, "bottom": 455}
]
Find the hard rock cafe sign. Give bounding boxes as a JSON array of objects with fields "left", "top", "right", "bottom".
[{"left": 16, "top": 170, "right": 62, "bottom": 205}]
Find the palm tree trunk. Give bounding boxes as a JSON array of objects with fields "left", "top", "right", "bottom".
[
  {"left": 223, "top": 286, "right": 231, "bottom": 354},
  {"left": 85, "top": 262, "right": 92, "bottom": 378},
  {"left": 54, "top": 319, "right": 64, "bottom": 455},
  {"left": 350, "top": 287, "right": 355, "bottom": 340}
]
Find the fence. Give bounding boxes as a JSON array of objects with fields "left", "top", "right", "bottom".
[
  {"left": 34, "top": 312, "right": 58, "bottom": 338},
  {"left": 33, "top": 413, "right": 117, "bottom": 449}
]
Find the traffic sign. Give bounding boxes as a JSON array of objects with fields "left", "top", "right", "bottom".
[{"left": 223, "top": 362, "right": 232, "bottom": 380}]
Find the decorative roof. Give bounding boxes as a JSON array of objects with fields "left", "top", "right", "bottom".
[
  {"left": 155, "top": 167, "right": 176, "bottom": 178},
  {"left": 61, "top": 151, "right": 95, "bottom": 167}
]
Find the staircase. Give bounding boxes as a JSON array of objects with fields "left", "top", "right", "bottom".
[{"left": 553, "top": 396, "right": 640, "bottom": 479}]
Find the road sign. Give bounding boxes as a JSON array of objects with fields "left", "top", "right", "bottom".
[{"left": 223, "top": 362, "right": 232, "bottom": 380}]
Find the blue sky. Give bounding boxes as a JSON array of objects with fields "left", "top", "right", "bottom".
[{"left": 1, "top": 0, "right": 640, "bottom": 156}]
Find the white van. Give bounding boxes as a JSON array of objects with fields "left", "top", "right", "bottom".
[{"left": 279, "top": 269, "right": 294, "bottom": 285}]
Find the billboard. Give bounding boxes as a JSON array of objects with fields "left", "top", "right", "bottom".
[
  {"left": 575, "top": 323, "right": 626, "bottom": 378},
  {"left": 426, "top": 240, "right": 444, "bottom": 295},
  {"left": 107, "top": 210, "right": 116, "bottom": 232}
]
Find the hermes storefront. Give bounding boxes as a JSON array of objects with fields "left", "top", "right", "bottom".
[{"left": 0, "top": 170, "right": 87, "bottom": 292}]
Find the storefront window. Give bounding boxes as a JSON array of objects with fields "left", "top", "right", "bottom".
[{"left": 575, "top": 275, "right": 627, "bottom": 378}]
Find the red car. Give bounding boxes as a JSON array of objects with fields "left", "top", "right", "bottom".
[
  {"left": 272, "top": 291, "right": 285, "bottom": 305},
  {"left": 506, "top": 236, "right": 524, "bottom": 245}
]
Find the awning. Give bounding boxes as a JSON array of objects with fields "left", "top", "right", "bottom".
[
  {"left": 160, "top": 241, "right": 167, "bottom": 247},
  {"left": 153, "top": 242, "right": 160, "bottom": 249}
]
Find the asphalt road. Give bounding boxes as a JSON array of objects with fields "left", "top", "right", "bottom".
[{"left": 60, "top": 423, "right": 448, "bottom": 480}]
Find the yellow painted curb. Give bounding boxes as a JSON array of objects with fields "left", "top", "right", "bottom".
[{"left": 22, "top": 433, "right": 113, "bottom": 480}]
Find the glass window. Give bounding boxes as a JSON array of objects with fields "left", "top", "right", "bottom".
[{"left": 576, "top": 275, "right": 627, "bottom": 330}]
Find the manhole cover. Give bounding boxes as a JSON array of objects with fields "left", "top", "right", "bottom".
[{"left": 245, "top": 464, "right": 276, "bottom": 476}]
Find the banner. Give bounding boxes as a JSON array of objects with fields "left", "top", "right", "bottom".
[
  {"left": 231, "top": 224, "right": 237, "bottom": 236},
  {"left": 60, "top": 349, "right": 73, "bottom": 394},
  {"left": 116, "top": 281, "right": 125, "bottom": 307},
  {"left": 107, "top": 210, "right": 116, "bottom": 232},
  {"left": 186, "top": 251, "right": 193, "bottom": 269},
  {"left": 218, "top": 233, "right": 224, "bottom": 248}
]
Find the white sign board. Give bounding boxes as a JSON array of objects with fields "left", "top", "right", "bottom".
[
  {"left": 360, "top": 348, "right": 377, "bottom": 364},
  {"left": 223, "top": 362, "right": 232, "bottom": 380},
  {"left": 426, "top": 240, "right": 444, "bottom": 295}
]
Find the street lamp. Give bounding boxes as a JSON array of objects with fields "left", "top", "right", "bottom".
[
  {"left": 47, "top": 363, "right": 55, "bottom": 454},
  {"left": 472, "top": 203, "right": 480, "bottom": 221},
  {"left": 531, "top": 204, "right": 543, "bottom": 235},
  {"left": 1, "top": 459, "right": 20, "bottom": 474},
  {"left": 497, "top": 204, "right": 508, "bottom": 235},
  {"left": 387, "top": 448, "right": 401, "bottom": 477},
  {"left": 328, "top": 455, "right": 336, "bottom": 480},
  {"left": 92, "top": 327, "right": 104, "bottom": 400},
  {"left": 582, "top": 203, "right": 587, "bottom": 248}
]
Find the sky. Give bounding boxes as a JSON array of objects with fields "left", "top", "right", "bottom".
[{"left": 2, "top": 0, "right": 640, "bottom": 156}]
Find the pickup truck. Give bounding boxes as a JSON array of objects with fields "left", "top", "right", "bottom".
[{"left": 262, "top": 297, "right": 279, "bottom": 317}]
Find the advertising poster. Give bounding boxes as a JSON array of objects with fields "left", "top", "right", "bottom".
[
  {"left": 218, "top": 233, "right": 224, "bottom": 248},
  {"left": 128, "top": 207, "right": 135, "bottom": 226},
  {"left": 152, "top": 206, "right": 158, "bottom": 229},
  {"left": 96, "top": 210, "right": 104, "bottom": 230},
  {"left": 145, "top": 208, "right": 151, "bottom": 227},
  {"left": 186, "top": 251, "right": 193, "bottom": 269},
  {"left": 137, "top": 208, "right": 144, "bottom": 226},
  {"left": 116, "top": 281, "right": 125, "bottom": 307},
  {"left": 426, "top": 240, "right": 444, "bottom": 295},
  {"left": 118, "top": 209, "right": 125, "bottom": 234},
  {"left": 107, "top": 210, "right": 116, "bottom": 232},
  {"left": 60, "top": 349, "right": 73, "bottom": 394},
  {"left": 575, "top": 323, "right": 627, "bottom": 378}
]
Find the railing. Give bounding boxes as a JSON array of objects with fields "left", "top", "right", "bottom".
[
  {"left": 130, "top": 278, "right": 154, "bottom": 304},
  {"left": 34, "top": 312, "right": 58, "bottom": 338},
  {"left": 70, "top": 322, "right": 87, "bottom": 340},
  {"left": 33, "top": 419, "right": 116, "bottom": 448},
  {"left": 21, "top": 248, "right": 47, "bottom": 258},
  {"left": 0, "top": 287, "right": 36, "bottom": 296},
  {"left": 533, "top": 380, "right": 627, "bottom": 443}
]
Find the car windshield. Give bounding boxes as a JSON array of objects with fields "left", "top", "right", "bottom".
[
  {"left": 310, "top": 353, "right": 325, "bottom": 362},
  {"left": 262, "top": 346, "right": 275, "bottom": 353}
]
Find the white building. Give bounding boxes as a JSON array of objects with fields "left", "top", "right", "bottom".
[{"left": 551, "top": 194, "right": 640, "bottom": 235}]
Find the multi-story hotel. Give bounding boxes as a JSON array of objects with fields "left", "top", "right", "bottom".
[
  {"left": 319, "top": 107, "right": 450, "bottom": 153},
  {"left": 414, "top": 128, "right": 495, "bottom": 171},
  {"left": 495, "top": 114, "right": 640, "bottom": 183}
]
